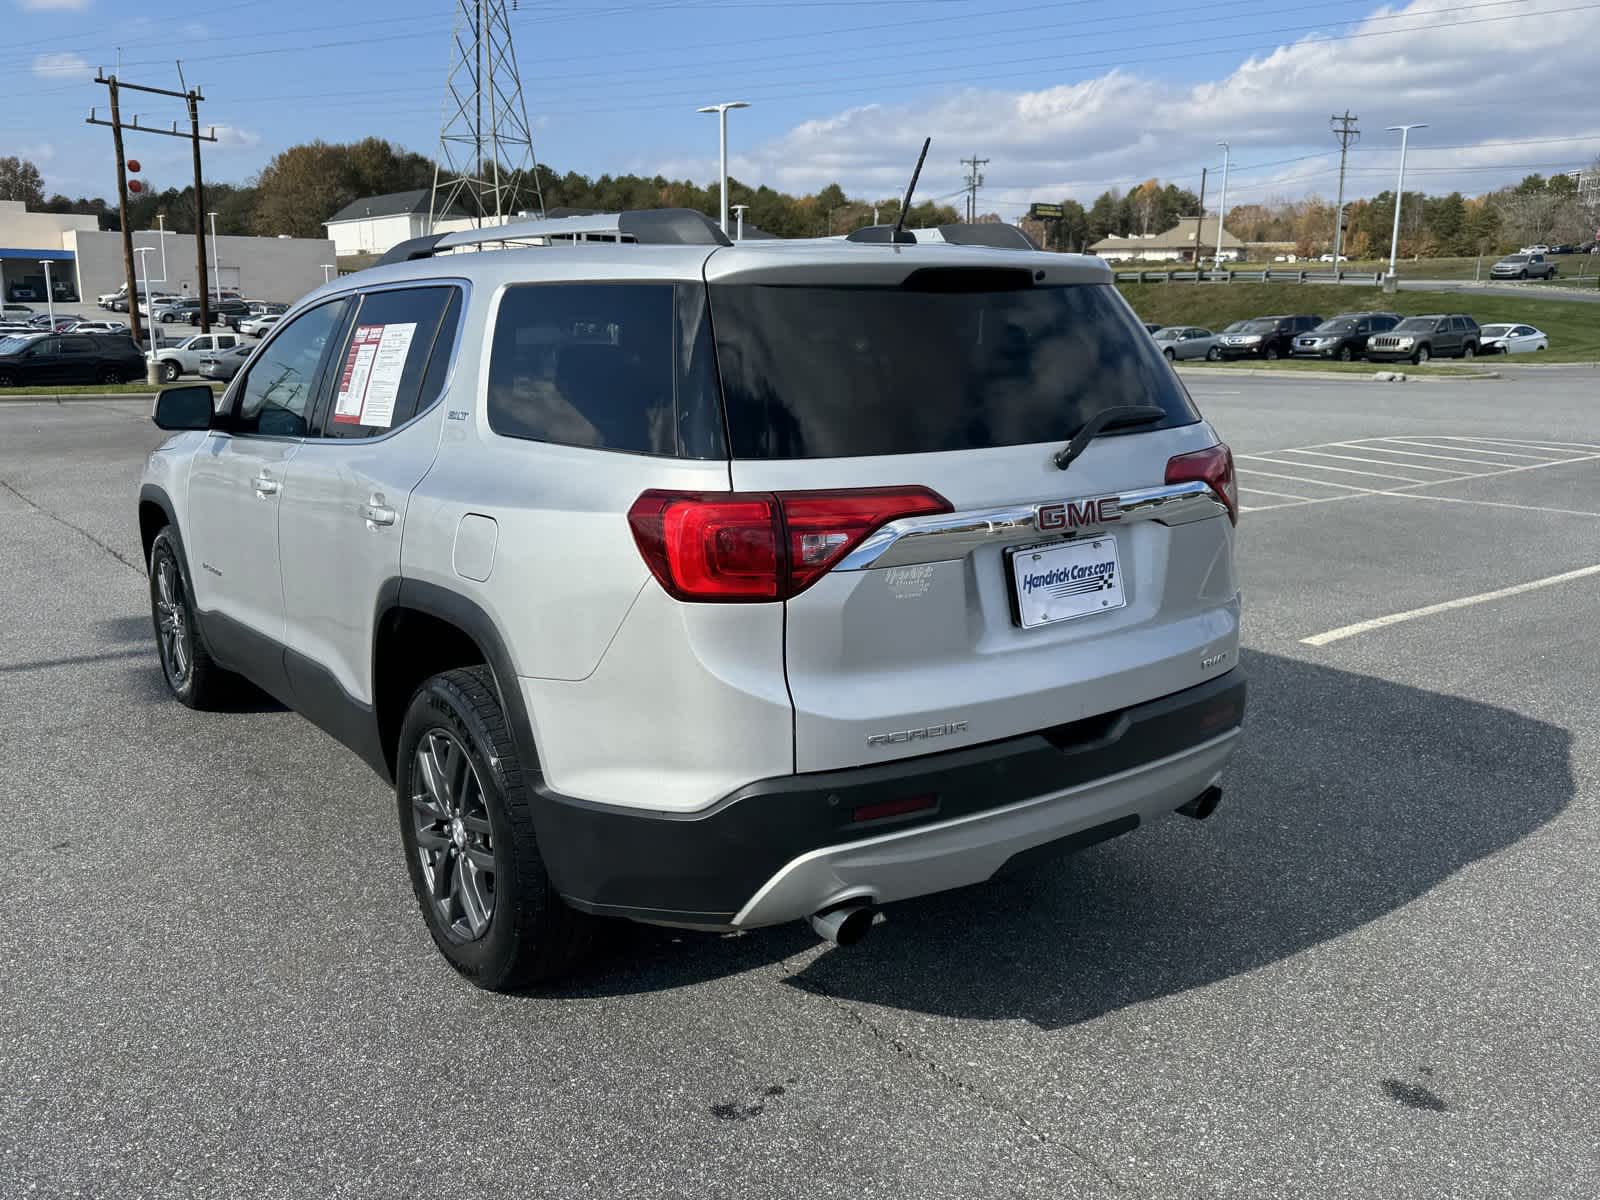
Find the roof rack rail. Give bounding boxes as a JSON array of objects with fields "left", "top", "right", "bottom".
[{"left": 375, "top": 207, "right": 731, "bottom": 267}]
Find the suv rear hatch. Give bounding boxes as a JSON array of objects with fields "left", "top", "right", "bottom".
[{"left": 701, "top": 246, "right": 1240, "bottom": 772}]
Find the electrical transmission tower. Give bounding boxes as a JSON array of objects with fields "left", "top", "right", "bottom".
[
  {"left": 960, "top": 154, "right": 989, "bottom": 222},
  {"left": 431, "top": 0, "right": 545, "bottom": 233},
  {"left": 1330, "top": 110, "right": 1360, "bottom": 267}
]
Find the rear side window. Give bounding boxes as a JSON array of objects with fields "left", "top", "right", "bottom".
[
  {"left": 318, "top": 286, "right": 462, "bottom": 439},
  {"left": 710, "top": 278, "right": 1199, "bottom": 460},
  {"left": 487, "top": 283, "right": 724, "bottom": 458}
]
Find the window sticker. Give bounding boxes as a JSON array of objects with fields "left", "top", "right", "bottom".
[{"left": 333, "top": 322, "right": 417, "bottom": 428}]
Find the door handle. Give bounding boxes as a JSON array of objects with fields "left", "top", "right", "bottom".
[
  {"left": 252, "top": 474, "right": 279, "bottom": 497},
  {"left": 362, "top": 494, "right": 397, "bottom": 528}
]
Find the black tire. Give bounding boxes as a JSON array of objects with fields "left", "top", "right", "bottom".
[
  {"left": 1518, "top": 270, "right": 1528, "bottom": 280},
  {"left": 1265, "top": 345, "right": 1280, "bottom": 361},
  {"left": 396, "top": 666, "right": 591, "bottom": 990},
  {"left": 148, "top": 526, "right": 234, "bottom": 709},
  {"left": 1413, "top": 345, "right": 1431, "bottom": 365},
  {"left": 1206, "top": 346, "right": 1220, "bottom": 361},
  {"left": 0, "top": 369, "right": 15, "bottom": 388},
  {"left": 1338, "top": 345, "right": 1354, "bottom": 362},
  {"left": 100, "top": 368, "right": 123, "bottom": 385},
  {"left": 161, "top": 360, "right": 181, "bottom": 382},
  {"left": 1462, "top": 343, "right": 1476, "bottom": 359},
  {"left": 1163, "top": 347, "right": 1175, "bottom": 361}
]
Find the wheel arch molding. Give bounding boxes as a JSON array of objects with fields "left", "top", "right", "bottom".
[{"left": 372, "top": 579, "right": 541, "bottom": 784}]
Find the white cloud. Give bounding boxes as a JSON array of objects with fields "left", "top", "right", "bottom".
[
  {"left": 20, "top": 0, "right": 91, "bottom": 9},
  {"left": 32, "top": 52, "right": 92, "bottom": 80},
  {"left": 688, "top": 0, "right": 1600, "bottom": 215},
  {"left": 211, "top": 125, "right": 262, "bottom": 150}
]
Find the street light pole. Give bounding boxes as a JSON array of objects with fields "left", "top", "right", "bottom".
[
  {"left": 321, "top": 264, "right": 335, "bottom": 284},
  {"left": 40, "top": 261, "right": 55, "bottom": 326},
  {"left": 731, "top": 204, "right": 748, "bottom": 240},
  {"left": 1385, "top": 123, "right": 1428, "bottom": 282},
  {"left": 135, "top": 246, "right": 161, "bottom": 372},
  {"left": 208, "top": 211, "right": 220, "bottom": 301},
  {"left": 1214, "top": 141, "right": 1231, "bottom": 266},
  {"left": 696, "top": 100, "right": 750, "bottom": 235},
  {"left": 156, "top": 214, "right": 168, "bottom": 283}
]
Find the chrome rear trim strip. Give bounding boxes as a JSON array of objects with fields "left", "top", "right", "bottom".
[{"left": 836, "top": 480, "right": 1223, "bottom": 571}]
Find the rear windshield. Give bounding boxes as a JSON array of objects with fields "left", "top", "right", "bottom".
[
  {"left": 709, "top": 279, "right": 1199, "bottom": 459},
  {"left": 1396, "top": 317, "right": 1439, "bottom": 332}
]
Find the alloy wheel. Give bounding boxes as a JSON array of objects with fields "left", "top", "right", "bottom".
[
  {"left": 153, "top": 554, "right": 192, "bottom": 688},
  {"left": 411, "top": 730, "right": 497, "bottom": 942}
]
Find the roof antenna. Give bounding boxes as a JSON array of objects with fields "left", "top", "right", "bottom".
[{"left": 890, "top": 137, "right": 930, "bottom": 245}]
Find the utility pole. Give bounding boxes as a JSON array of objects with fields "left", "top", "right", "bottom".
[
  {"left": 1191, "top": 167, "right": 1208, "bottom": 276},
  {"left": 960, "top": 154, "right": 989, "bottom": 222},
  {"left": 88, "top": 72, "right": 217, "bottom": 341},
  {"left": 1330, "top": 110, "right": 1360, "bottom": 268},
  {"left": 1214, "top": 141, "right": 1231, "bottom": 265},
  {"left": 96, "top": 77, "right": 143, "bottom": 348}
]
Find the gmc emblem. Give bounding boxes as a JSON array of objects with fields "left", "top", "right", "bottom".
[{"left": 1036, "top": 497, "right": 1122, "bottom": 531}]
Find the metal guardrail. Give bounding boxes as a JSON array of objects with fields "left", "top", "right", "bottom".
[{"left": 1113, "top": 268, "right": 1385, "bottom": 285}]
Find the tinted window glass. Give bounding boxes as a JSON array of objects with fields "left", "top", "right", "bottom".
[
  {"left": 487, "top": 282, "right": 724, "bottom": 458},
  {"left": 234, "top": 299, "right": 350, "bottom": 437},
  {"left": 711, "top": 279, "right": 1199, "bottom": 460},
  {"left": 320, "top": 286, "right": 460, "bottom": 439},
  {"left": 59, "top": 336, "right": 95, "bottom": 355}
]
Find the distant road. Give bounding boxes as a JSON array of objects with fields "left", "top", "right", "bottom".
[{"left": 1377, "top": 278, "right": 1600, "bottom": 304}]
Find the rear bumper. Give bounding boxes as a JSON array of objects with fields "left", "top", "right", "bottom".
[{"left": 530, "top": 670, "right": 1247, "bottom": 928}]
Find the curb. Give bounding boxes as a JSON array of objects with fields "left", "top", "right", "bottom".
[
  {"left": 1176, "top": 366, "right": 1500, "bottom": 383},
  {"left": 0, "top": 393, "right": 159, "bottom": 403}
]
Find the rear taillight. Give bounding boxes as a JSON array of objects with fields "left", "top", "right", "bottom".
[
  {"left": 1165, "top": 443, "right": 1237, "bottom": 525},
  {"left": 628, "top": 486, "right": 952, "bottom": 602}
]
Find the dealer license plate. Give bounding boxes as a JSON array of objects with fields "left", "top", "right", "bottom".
[{"left": 1009, "top": 536, "right": 1126, "bottom": 629}]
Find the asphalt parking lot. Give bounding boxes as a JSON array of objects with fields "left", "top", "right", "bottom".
[{"left": 3, "top": 366, "right": 1599, "bottom": 1198}]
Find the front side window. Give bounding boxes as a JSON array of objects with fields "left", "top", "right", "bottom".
[
  {"left": 487, "top": 282, "right": 723, "bottom": 458},
  {"left": 233, "top": 298, "right": 351, "bottom": 437},
  {"left": 318, "top": 286, "right": 461, "bottom": 439}
]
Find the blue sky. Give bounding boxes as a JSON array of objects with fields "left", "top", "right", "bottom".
[{"left": 6, "top": 0, "right": 1599, "bottom": 220}]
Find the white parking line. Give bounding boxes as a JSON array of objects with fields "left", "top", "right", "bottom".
[
  {"left": 1370, "top": 439, "right": 1562, "bottom": 461},
  {"left": 1276, "top": 448, "right": 1464, "bottom": 474},
  {"left": 1237, "top": 468, "right": 1371, "bottom": 491},
  {"left": 1377, "top": 493, "right": 1600, "bottom": 518},
  {"left": 1301, "top": 563, "right": 1600, "bottom": 646},
  {"left": 1440, "top": 435, "right": 1600, "bottom": 452},
  {"left": 1239, "top": 485, "right": 1319, "bottom": 501},
  {"left": 1242, "top": 456, "right": 1431, "bottom": 482},
  {"left": 1333, "top": 442, "right": 1541, "bottom": 468}
]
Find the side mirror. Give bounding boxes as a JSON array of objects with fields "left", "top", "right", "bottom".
[{"left": 152, "top": 384, "right": 215, "bottom": 431}]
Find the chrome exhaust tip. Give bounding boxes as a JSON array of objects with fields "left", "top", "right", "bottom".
[{"left": 809, "top": 901, "right": 879, "bottom": 947}]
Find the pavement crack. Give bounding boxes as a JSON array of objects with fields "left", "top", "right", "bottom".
[
  {"left": 0, "top": 476, "right": 142, "bottom": 575},
  {"left": 781, "top": 964, "right": 1128, "bottom": 1192}
]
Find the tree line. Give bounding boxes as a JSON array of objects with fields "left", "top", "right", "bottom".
[
  {"left": 1031, "top": 167, "right": 1598, "bottom": 259},
  {"left": 4, "top": 143, "right": 1592, "bottom": 257},
  {"left": 0, "top": 139, "right": 958, "bottom": 246}
]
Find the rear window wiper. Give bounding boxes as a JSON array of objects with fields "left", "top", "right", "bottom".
[{"left": 1053, "top": 406, "right": 1167, "bottom": 471}]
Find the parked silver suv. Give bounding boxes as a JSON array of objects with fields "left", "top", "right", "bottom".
[{"left": 139, "top": 209, "right": 1245, "bottom": 989}]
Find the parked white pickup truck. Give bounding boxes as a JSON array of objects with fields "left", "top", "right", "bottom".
[{"left": 150, "top": 331, "right": 245, "bottom": 381}]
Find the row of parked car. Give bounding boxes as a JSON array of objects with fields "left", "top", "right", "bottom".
[{"left": 1146, "top": 311, "right": 1550, "bottom": 365}]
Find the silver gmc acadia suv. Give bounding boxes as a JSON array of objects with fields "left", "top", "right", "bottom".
[{"left": 139, "top": 209, "right": 1245, "bottom": 990}]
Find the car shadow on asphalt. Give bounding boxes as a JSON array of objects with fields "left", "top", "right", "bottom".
[{"left": 569, "top": 649, "right": 1572, "bottom": 1027}]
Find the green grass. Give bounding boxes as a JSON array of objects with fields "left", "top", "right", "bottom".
[
  {"left": 1175, "top": 359, "right": 1490, "bottom": 377},
  {"left": 1119, "top": 282, "right": 1600, "bottom": 362},
  {"left": 0, "top": 381, "right": 227, "bottom": 398},
  {"left": 1118, "top": 255, "right": 1600, "bottom": 282}
]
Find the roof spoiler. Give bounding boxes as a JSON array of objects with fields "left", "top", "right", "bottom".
[
  {"left": 374, "top": 207, "right": 731, "bottom": 267},
  {"left": 937, "top": 223, "right": 1041, "bottom": 250},
  {"left": 844, "top": 223, "right": 1042, "bottom": 250}
]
